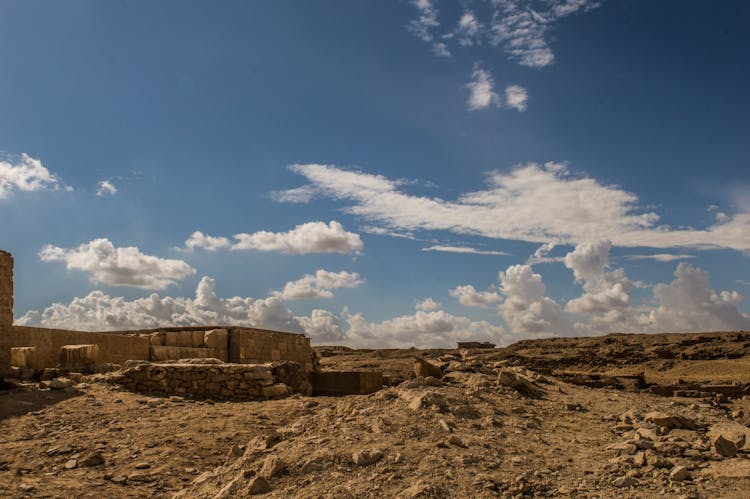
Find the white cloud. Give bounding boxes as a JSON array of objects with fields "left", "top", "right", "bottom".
[
  {"left": 422, "top": 245, "right": 511, "bottom": 256},
  {"left": 232, "top": 221, "right": 363, "bottom": 254},
  {"left": 96, "top": 180, "right": 117, "bottom": 197},
  {"left": 625, "top": 253, "right": 695, "bottom": 262},
  {"left": 498, "top": 264, "right": 573, "bottom": 335},
  {"left": 273, "top": 270, "right": 363, "bottom": 300},
  {"left": 360, "top": 225, "right": 418, "bottom": 240},
  {"left": 415, "top": 298, "right": 441, "bottom": 311},
  {"left": 450, "top": 285, "right": 502, "bottom": 308},
  {"left": 466, "top": 65, "right": 501, "bottom": 110},
  {"left": 342, "top": 308, "right": 507, "bottom": 349},
  {"left": 39, "top": 238, "right": 196, "bottom": 290},
  {"left": 490, "top": 0, "right": 600, "bottom": 68},
  {"left": 0, "top": 153, "right": 68, "bottom": 199},
  {"left": 641, "top": 263, "right": 750, "bottom": 332},
  {"left": 270, "top": 185, "right": 317, "bottom": 203},
  {"left": 563, "top": 241, "right": 632, "bottom": 315},
  {"left": 504, "top": 85, "right": 529, "bottom": 111},
  {"left": 454, "top": 11, "right": 482, "bottom": 46},
  {"left": 286, "top": 163, "right": 750, "bottom": 253},
  {"left": 184, "top": 231, "right": 232, "bottom": 252},
  {"left": 407, "top": 0, "right": 451, "bottom": 58},
  {"left": 183, "top": 221, "right": 363, "bottom": 255},
  {"left": 16, "top": 276, "right": 507, "bottom": 349}
]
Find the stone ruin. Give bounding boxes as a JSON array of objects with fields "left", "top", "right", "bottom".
[{"left": 0, "top": 249, "right": 382, "bottom": 399}]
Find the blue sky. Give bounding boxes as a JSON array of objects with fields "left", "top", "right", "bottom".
[{"left": 1, "top": 0, "right": 749, "bottom": 347}]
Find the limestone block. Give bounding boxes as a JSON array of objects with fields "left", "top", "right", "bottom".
[
  {"left": 191, "top": 330, "right": 205, "bottom": 348},
  {"left": 150, "top": 346, "right": 215, "bottom": 361},
  {"left": 204, "top": 329, "right": 228, "bottom": 350},
  {"left": 59, "top": 344, "right": 100, "bottom": 370},
  {"left": 150, "top": 332, "right": 165, "bottom": 347},
  {"left": 165, "top": 331, "right": 180, "bottom": 347},
  {"left": 10, "top": 347, "right": 38, "bottom": 370},
  {"left": 177, "top": 331, "right": 194, "bottom": 348}
]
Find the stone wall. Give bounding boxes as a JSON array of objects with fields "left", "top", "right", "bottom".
[
  {"left": 110, "top": 360, "right": 311, "bottom": 400},
  {"left": 7, "top": 326, "right": 151, "bottom": 368},
  {"left": 229, "top": 327, "right": 314, "bottom": 371},
  {"left": 0, "top": 250, "right": 12, "bottom": 328}
]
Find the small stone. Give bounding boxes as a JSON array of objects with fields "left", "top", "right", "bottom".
[
  {"left": 713, "top": 435, "right": 738, "bottom": 458},
  {"left": 448, "top": 435, "right": 467, "bottom": 447},
  {"left": 352, "top": 449, "right": 384, "bottom": 466},
  {"left": 301, "top": 456, "right": 325, "bottom": 474},
  {"left": 64, "top": 459, "right": 77, "bottom": 469},
  {"left": 247, "top": 476, "right": 271, "bottom": 495},
  {"left": 134, "top": 462, "right": 151, "bottom": 470},
  {"left": 227, "top": 444, "right": 244, "bottom": 459},
  {"left": 670, "top": 465, "right": 690, "bottom": 482},
  {"left": 49, "top": 378, "right": 75, "bottom": 390},
  {"left": 260, "top": 455, "right": 286, "bottom": 478},
  {"left": 612, "top": 476, "right": 637, "bottom": 488},
  {"left": 413, "top": 357, "right": 442, "bottom": 378},
  {"left": 438, "top": 419, "right": 452, "bottom": 433},
  {"left": 111, "top": 476, "right": 128, "bottom": 485},
  {"left": 80, "top": 452, "right": 105, "bottom": 467}
]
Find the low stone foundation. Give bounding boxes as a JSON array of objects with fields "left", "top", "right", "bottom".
[{"left": 108, "top": 359, "right": 312, "bottom": 400}]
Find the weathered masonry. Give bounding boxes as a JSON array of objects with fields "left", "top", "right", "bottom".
[{"left": 1, "top": 249, "right": 383, "bottom": 398}]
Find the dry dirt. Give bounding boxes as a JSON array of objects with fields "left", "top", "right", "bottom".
[{"left": 3, "top": 331, "right": 750, "bottom": 498}]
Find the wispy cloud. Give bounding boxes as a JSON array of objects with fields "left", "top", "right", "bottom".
[
  {"left": 504, "top": 85, "right": 529, "bottom": 111},
  {"left": 407, "top": 0, "right": 451, "bottom": 58},
  {"left": 40, "top": 238, "right": 195, "bottom": 290},
  {"left": 0, "top": 153, "right": 70, "bottom": 199},
  {"left": 422, "top": 245, "right": 511, "bottom": 256},
  {"left": 285, "top": 162, "right": 750, "bottom": 252},
  {"left": 625, "top": 253, "right": 696, "bottom": 262}
]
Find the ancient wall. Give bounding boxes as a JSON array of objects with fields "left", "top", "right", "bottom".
[
  {"left": 7, "top": 326, "right": 150, "bottom": 368},
  {"left": 229, "top": 327, "right": 314, "bottom": 370},
  {"left": 110, "top": 360, "right": 311, "bottom": 400},
  {"left": 0, "top": 250, "right": 12, "bottom": 328}
]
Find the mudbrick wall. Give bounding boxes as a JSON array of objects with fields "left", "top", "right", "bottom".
[
  {"left": 109, "top": 359, "right": 311, "bottom": 400},
  {"left": 0, "top": 250, "right": 12, "bottom": 329}
]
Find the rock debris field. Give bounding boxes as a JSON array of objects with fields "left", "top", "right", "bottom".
[{"left": 3, "top": 331, "right": 750, "bottom": 498}]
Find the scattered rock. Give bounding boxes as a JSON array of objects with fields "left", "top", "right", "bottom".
[
  {"left": 260, "top": 455, "right": 286, "bottom": 478},
  {"left": 48, "top": 378, "right": 75, "bottom": 390},
  {"left": 497, "top": 369, "right": 544, "bottom": 397},
  {"left": 612, "top": 476, "right": 637, "bottom": 488},
  {"left": 133, "top": 462, "right": 151, "bottom": 470},
  {"left": 79, "top": 452, "right": 104, "bottom": 467},
  {"left": 713, "top": 435, "right": 738, "bottom": 458},
  {"left": 64, "top": 459, "right": 77, "bottom": 469},
  {"left": 413, "top": 357, "right": 443, "bottom": 378},
  {"left": 246, "top": 476, "right": 271, "bottom": 495},
  {"left": 301, "top": 456, "right": 326, "bottom": 474},
  {"left": 352, "top": 449, "right": 384, "bottom": 466},
  {"left": 670, "top": 465, "right": 690, "bottom": 482},
  {"left": 644, "top": 411, "right": 698, "bottom": 430}
]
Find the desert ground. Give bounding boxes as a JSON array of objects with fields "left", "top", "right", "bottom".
[{"left": 3, "top": 331, "right": 750, "bottom": 498}]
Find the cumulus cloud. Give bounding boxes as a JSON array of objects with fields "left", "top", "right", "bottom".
[
  {"left": 273, "top": 270, "right": 363, "bottom": 300},
  {"left": 284, "top": 163, "right": 750, "bottom": 253},
  {"left": 342, "top": 308, "right": 507, "bottom": 349},
  {"left": 232, "top": 221, "right": 363, "bottom": 254},
  {"left": 466, "top": 65, "right": 501, "bottom": 110},
  {"left": 17, "top": 277, "right": 508, "bottom": 349},
  {"left": 642, "top": 263, "right": 750, "bottom": 332},
  {"left": 0, "top": 153, "right": 69, "bottom": 199},
  {"left": 39, "top": 238, "right": 196, "bottom": 290},
  {"left": 504, "top": 85, "right": 529, "bottom": 111},
  {"left": 183, "top": 221, "right": 363, "bottom": 254},
  {"left": 96, "top": 180, "right": 117, "bottom": 197},
  {"left": 450, "top": 285, "right": 502, "bottom": 308},
  {"left": 407, "top": 0, "right": 451, "bottom": 58},
  {"left": 415, "top": 298, "right": 441, "bottom": 311},
  {"left": 183, "top": 231, "right": 232, "bottom": 252},
  {"left": 422, "top": 245, "right": 511, "bottom": 256},
  {"left": 563, "top": 241, "right": 632, "bottom": 315},
  {"left": 499, "top": 264, "right": 573, "bottom": 336}
]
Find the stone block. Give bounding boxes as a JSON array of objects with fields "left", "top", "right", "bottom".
[
  {"left": 165, "top": 331, "right": 180, "bottom": 347},
  {"left": 59, "top": 344, "right": 100, "bottom": 370},
  {"left": 10, "top": 347, "right": 38, "bottom": 370},
  {"left": 150, "top": 346, "right": 216, "bottom": 361},
  {"left": 191, "top": 330, "right": 205, "bottom": 348},
  {"left": 150, "top": 332, "right": 165, "bottom": 347},
  {"left": 312, "top": 371, "right": 384, "bottom": 396},
  {"left": 204, "top": 329, "right": 228, "bottom": 350}
]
